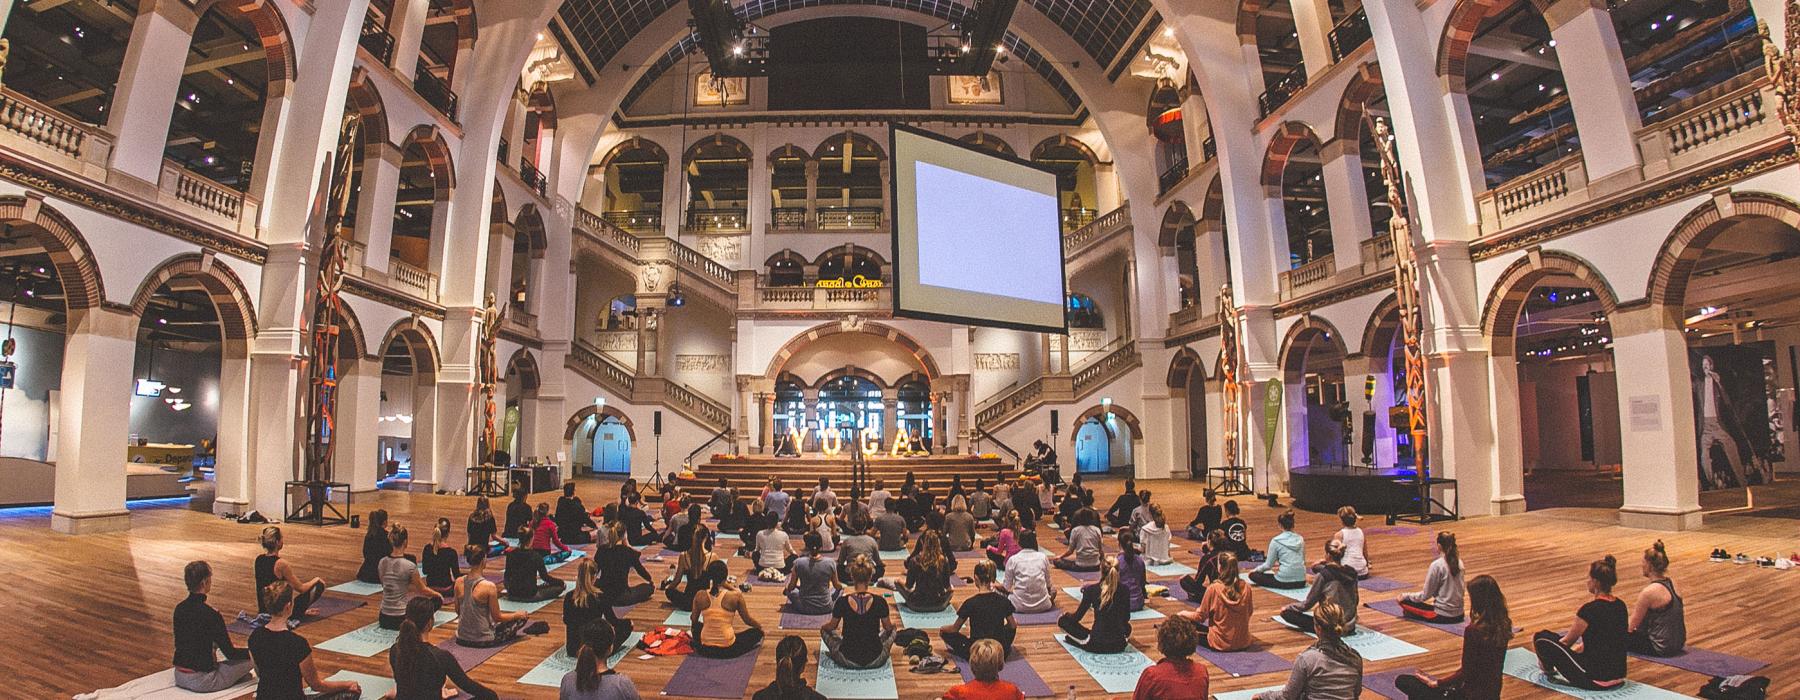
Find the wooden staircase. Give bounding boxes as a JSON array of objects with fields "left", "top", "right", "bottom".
[{"left": 676, "top": 454, "right": 1018, "bottom": 500}]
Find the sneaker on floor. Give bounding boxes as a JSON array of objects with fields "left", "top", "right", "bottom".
[
  {"left": 1734, "top": 553, "right": 1751, "bottom": 564},
  {"left": 1710, "top": 548, "right": 1729, "bottom": 562},
  {"left": 1756, "top": 556, "right": 1775, "bottom": 568}
]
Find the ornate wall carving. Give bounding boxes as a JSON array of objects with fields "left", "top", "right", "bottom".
[
  {"left": 676, "top": 354, "right": 731, "bottom": 373},
  {"left": 973, "top": 353, "right": 1020, "bottom": 370}
]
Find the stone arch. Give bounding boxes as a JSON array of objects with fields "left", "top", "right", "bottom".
[
  {"left": 1200, "top": 173, "right": 1226, "bottom": 226},
  {"left": 812, "top": 131, "right": 887, "bottom": 161},
  {"left": 764, "top": 321, "right": 942, "bottom": 380},
  {"left": 1158, "top": 201, "right": 1199, "bottom": 248},
  {"left": 1648, "top": 191, "right": 1800, "bottom": 308},
  {"left": 1334, "top": 62, "right": 1385, "bottom": 143},
  {"left": 1031, "top": 134, "right": 1099, "bottom": 165},
  {"left": 1277, "top": 314, "right": 1350, "bottom": 378},
  {"left": 194, "top": 0, "right": 298, "bottom": 93},
  {"left": 128, "top": 253, "right": 259, "bottom": 341},
  {"left": 565, "top": 404, "right": 635, "bottom": 443},
  {"left": 332, "top": 300, "right": 371, "bottom": 360},
  {"left": 1072, "top": 402, "right": 1142, "bottom": 439},
  {"left": 765, "top": 249, "right": 807, "bottom": 268},
  {"left": 505, "top": 348, "right": 541, "bottom": 393},
  {"left": 399, "top": 125, "right": 457, "bottom": 195},
  {"left": 1359, "top": 293, "right": 1403, "bottom": 360},
  {"left": 820, "top": 366, "right": 890, "bottom": 390},
  {"left": 1437, "top": 0, "right": 1554, "bottom": 94},
  {"left": 601, "top": 137, "right": 668, "bottom": 168},
  {"left": 345, "top": 68, "right": 391, "bottom": 149},
  {"left": 1167, "top": 347, "right": 1208, "bottom": 395},
  {"left": 1480, "top": 249, "right": 1622, "bottom": 356},
  {"left": 377, "top": 320, "right": 442, "bottom": 374},
  {"left": 959, "top": 131, "right": 1017, "bottom": 156},
  {"left": 683, "top": 132, "right": 753, "bottom": 162},
  {"left": 1261, "top": 121, "right": 1325, "bottom": 189},
  {"left": 811, "top": 244, "right": 889, "bottom": 268},
  {"left": 489, "top": 180, "right": 509, "bottom": 226},
  {"left": 0, "top": 195, "right": 105, "bottom": 310},
  {"left": 768, "top": 143, "right": 811, "bottom": 164},
  {"left": 513, "top": 204, "right": 548, "bottom": 255}
]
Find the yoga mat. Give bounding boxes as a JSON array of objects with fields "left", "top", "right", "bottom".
[
  {"left": 1053, "top": 636, "right": 1154, "bottom": 694},
  {"left": 715, "top": 532, "right": 740, "bottom": 540},
  {"left": 879, "top": 548, "right": 908, "bottom": 561},
  {"left": 1362, "top": 667, "right": 1417, "bottom": 700},
  {"left": 1254, "top": 582, "right": 1312, "bottom": 601},
  {"left": 543, "top": 548, "right": 587, "bottom": 573},
  {"left": 955, "top": 549, "right": 987, "bottom": 559},
  {"left": 1059, "top": 587, "right": 1164, "bottom": 620},
  {"left": 320, "top": 670, "right": 395, "bottom": 700},
  {"left": 1359, "top": 576, "right": 1411, "bottom": 592},
  {"left": 498, "top": 580, "right": 573, "bottom": 613},
  {"left": 1194, "top": 645, "right": 1293, "bottom": 677},
  {"left": 314, "top": 610, "right": 457, "bottom": 657},
  {"left": 954, "top": 652, "right": 1055, "bottom": 697},
  {"left": 779, "top": 609, "right": 833, "bottom": 629},
  {"left": 663, "top": 609, "right": 692, "bottom": 626},
  {"left": 1502, "top": 647, "right": 1697, "bottom": 699},
  {"left": 72, "top": 668, "right": 255, "bottom": 700},
  {"left": 325, "top": 580, "right": 383, "bottom": 596},
  {"left": 662, "top": 650, "right": 761, "bottom": 698},
  {"left": 895, "top": 601, "right": 958, "bottom": 628},
  {"left": 1014, "top": 610, "right": 1064, "bottom": 626},
  {"left": 1147, "top": 562, "right": 1198, "bottom": 577},
  {"left": 1062, "top": 568, "right": 1100, "bottom": 581},
  {"left": 1362, "top": 599, "right": 1524, "bottom": 638},
  {"left": 815, "top": 656, "right": 899, "bottom": 699},
  {"left": 518, "top": 631, "right": 643, "bottom": 687},
  {"left": 1629, "top": 647, "right": 1770, "bottom": 677},
  {"left": 1210, "top": 685, "right": 1284, "bottom": 700},
  {"left": 437, "top": 636, "right": 522, "bottom": 670},
  {"left": 1269, "top": 615, "right": 1427, "bottom": 661},
  {"left": 225, "top": 595, "right": 366, "bottom": 635}
]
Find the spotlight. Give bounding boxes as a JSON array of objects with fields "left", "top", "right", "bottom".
[{"left": 668, "top": 283, "right": 686, "bottom": 307}]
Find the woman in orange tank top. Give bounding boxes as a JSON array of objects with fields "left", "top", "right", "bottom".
[{"left": 692, "top": 560, "right": 765, "bottom": 658}]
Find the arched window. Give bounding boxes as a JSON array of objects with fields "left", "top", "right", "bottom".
[
  {"left": 390, "top": 132, "right": 451, "bottom": 287},
  {"left": 813, "top": 132, "right": 886, "bottom": 230},
  {"left": 684, "top": 135, "right": 752, "bottom": 232},
  {"left": 414, "top": 0, "right": 472, "bottom": 119},
  {"left": 896, "top": 377, "right": 933, "bottom": 446},
  {"left": 818, "top": 374, "right": 882, "bottom": 433},
  {"left": 0, "top": 0, "right": 136, "bottom": 123},
  {"left": 774, "top": 377, "right": 806, "bottom": 432},
  {"left": 1245, "top": 0, "right": 1308, "bottom": 114},
  {"left": 766, "top": 251, "right": 807, "bottom": 287},
  {"left": 816, "top": 247, "right": 882, "bottom": 285},
  {"left": 601, "top": 294, "right": 638, "bottom": 330},
  {"left": 769, "top": 145, "right": 811, "bottom": 230},
  {"left": 521, "top": 84, "right": 556, "bottom": 172},
  {"left": 1033, "top": 138, "right": 1100, "bottom": 231},
  {"left": 959, "top": 132, "right": 1016, "bottom": 156},
  {"left": 600, "top": 140, "right": 666, "bottom": 232},
  {"left": 1066, "top": 293, "right": 1103, "bottom": 329},
  {"left": 509, "top": 208, "right": 546, "bottom": 317},
  {"left": 1273, "top": 132, "right": 1332, "bottom": 268},
  {"left": 164, "top": 4, "right": 277, "bottom": 190},
  {"left": 1161, "top": 204, "right": 1201, "bottom": 310},
  {"left": 1451, "top": 0, "right": 1575, "bottom": 187}
]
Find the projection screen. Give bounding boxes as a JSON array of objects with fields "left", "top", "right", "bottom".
[{"left": 889, "top": 124, "right": 1067, "bottom": 334}]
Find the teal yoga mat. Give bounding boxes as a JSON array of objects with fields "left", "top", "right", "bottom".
[
  {"left": 517, "top": 631, "right": 644, "bottom": 687},
  {"left": 322, "top": 670, "right": 395, "bottom": 700},
  {"left": 814, "top": 655, "right": 899, "bottom": 699},
  {"left": 325, "top": 580, "right": 383, "bottom": 596},
  {"left": 663, "top": 609, "right": 692, "bottom": 626},
  {"left": 1053, "top": 636, "right": 1154, "bottom": 694},
  {"left": 879, "top": 548, "right": 909, "bottom": 561},
  {"left": 1146, "top": 562, "right": 1198, "bottom": 577},
  {"left": 1501, "top": 647, "right": 1697, "bottom": 699},
  {"left": 313, "top": 610, "right": 457, "bottom": 657},
  {"left": 1255, "top": 583, "right": 1312, "bottom": 601},
  {"left": 543, "top": 548, "right": 587, "bottom": 573},
  {"left": 498, "top": 580, "right": 573, "bottom": 613},
  {"left": 1269, "top": 615, "right": 1427, "bottom": 661}
]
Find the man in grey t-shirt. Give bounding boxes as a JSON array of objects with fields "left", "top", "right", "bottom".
[{"left": 874, "top": 510, "right": 908, "bottom": 551}]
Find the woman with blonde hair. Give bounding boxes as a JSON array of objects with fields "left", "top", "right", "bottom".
[
  {"left": 1627, "top": 540, "right": 1685, "bottom": 657},
  {"left": 945, "top": 495, "right": 977, "bottom": 552},
  {"left": 1181, "top": 552, "right": 1253, "bottom": 652},
  {"left": 1058, "top": 558, "right": 1132, "bottom": 653},
  {"left": 255, "top": 526, "right": 326, "bottom": 616},
  {"left": 420, "top": 518, "right": 461, "bottom": 598},
  {"left": 563, "top": 557, "right": 632, "bottom": 657},
  {"left": 942, "top": 639, "right": 1024, "bottom": 700},
  {"left": 1254, "top": 600, "right": 1363, "bottom": 700},
  {"left": 821, "top": 555, "right": 895, "bottom": 669},
  {"left": 1330, "top": 506, "right": 1370, "bottom": 578}
]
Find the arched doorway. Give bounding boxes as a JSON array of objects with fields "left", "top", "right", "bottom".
[
  {"left": 592, "top": 417, "right": 632, "bottom": 474},
  {"left": 763, "top": 321, "right": 943, "bottom": 454},
  {"left": 1168, "top": 349, "right": 1209, "bottom": 478},
  {"left": 819, "top": 373, "right": 882, "bottom": 434},
  {"left": 1280, "top": 321, "right": 1350, "bottom": 469},
  {"left": 1074, "top": 418, "right": 1113, "bottom": 473},
  {"left": 127, "top": 265, "right": 251, "bottom": 497},
  {"left": 377, "top": 325, "right": 438, "bottom": 487}
]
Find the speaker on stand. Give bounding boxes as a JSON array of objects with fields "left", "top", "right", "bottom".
[{"left": 642, "top": 411, "right": 666, "bottom": 499}]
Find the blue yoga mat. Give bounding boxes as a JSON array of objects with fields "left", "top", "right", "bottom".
[
  {"left": 815, "top": 655, "right": 899, "bottom": 699},
  {"left": 1629, "top": 646, "right": 1770, "bottom": 677},
  {"left": 322, "top": 670, "right": 395, "bottom": 700},
  {"left": 1054, "top": 636, "right": 1153, "bottom": 694},
  {"left": 499, "top": 580, "right": 573, "bottom": 614},
  {"left": 543, "top": 548, "right": 587, "bottom": 573},
  {"left": 1269, "top": 615, "right": 1427, "bottom": 661},
  {"left": 1194, "top": 645, "right": 1292, "bottom": 677},
  {"left": 1058, "top": 587, "right": 1166, "bottom": 620},
  {"left": 879, "top": 548, "right": 909, "bottom": 561},
  {"left": 953, "top": 651, "right": 1055, "bottom": 697},
  {"left": 1359, "top": 576, "right": 1411, "bottom": 592},
  {"left": 314, "top": 610, "right": 458, "bottom": 657},
  {"left": 662, "top": 609, "right": 692, "bottom": 626},
  {"left": 895, "top": 600, "right": 958, "bottom": 628},
  {"left": 517, "top": 631, "right": 644, "bottom": 687},
  {"left": 226, "top": 595, "right": 366, "bottom": 635},
  {"left": 1255, "top": 582, "right": 1312, "bottom": 601},
  {"left": 1147, "top": 561, "right": 1198, "bottom": 577},
  {"left": 1211, "top": 685, "right": 1284, "bottom": 700},
  {"left": 662, "top": 650, "right": 761, "bottom": 698},
  {"left": 325, "top": 580, "right": 383, "bottom": 596},
  {"left": 1501, "top": 647, "right": 1696, "bottom": 699}
]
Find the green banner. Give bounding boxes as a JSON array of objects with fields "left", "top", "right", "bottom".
[
  {"left": 1261, "top": 378, "right": 1282, "bottom": 456},
  {"left": 501, "top": 405, "right": 521, "bottom": 454}
]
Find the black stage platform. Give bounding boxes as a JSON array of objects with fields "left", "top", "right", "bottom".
[{"left": 1288, "top": 464, "right": 1456, "bottom": 520}]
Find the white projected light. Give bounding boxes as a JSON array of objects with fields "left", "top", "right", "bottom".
[{"left": 890, "top": 125, "right": 1067, "bottom": 333}]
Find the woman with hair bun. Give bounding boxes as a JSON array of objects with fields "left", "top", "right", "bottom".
[
  {"left": 1627, "top": 540, "right": 1685, "bottom": 657},
  {"left": 1254, "top": 600, "right": 1362, "bottom": 700},
  {"left": 1532, "top": 555, "right": 1629, "bottom": 690},
  {"left": 751, "top": 635, "right": 825, "bottom": 700}
]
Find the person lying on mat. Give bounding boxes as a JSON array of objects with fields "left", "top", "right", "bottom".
[
  {"left": 1398, "top": 532, "right": 1465, "bottom": 623},
  {"left": 380, "top": 525, "right": 449, "bottom": 630},
  {"left": 504, "top": 539, "right": 566, "bottom": 603},
  {"left": 692, "top": 560, "right": 766, "bottom": 658},
  {"left": 1627, "top": 541, "right": 1686, "bottom": 657},
  {"left": 563, "top": 620, "right": 642, "bottom": 700},
  {"left": 1253, "top": 600, "right": 1362, "bottom": 700},
  {"left": 942, "top": 638, "right": 1025, "bottom": 700},
  {"left": 249, "top": 582, "right": 362, "bottom": 700},
  {"left": 940, "top": 560, "right": 1016, "bottom": 659},
  {"left": 597, "top": 521, "right": 656, "bottom": 609},
  {"left": 1179, "top": 552, "right": 1253, "bottom": 652},
  {"left": 1054, "top": 508, "right": 1105, "bottom": 573},
  {"left": 1532, "top": 555, "right": 1629, "bottom": 691},
  {"left": 173, "top": 561, "right": 254, "bottom": 693},
  {"left": 946, "top": 496, "right": 978, "bottom": 552},
  {"left": 1133, "top": 617, "right": 1209, "bottom": 700},
  {"left": 1395, "top": 574, "right": 1510, "bottom": 700},
  {"left": 785, "top": 531, "right": 843, "bottom": 615},
  {"left": 390, "top": 596, "right": 498, "bottom": 700},
  {"left": 1279, "top": 540, "right": 1359, "bottom": 634},
  {"left": 1140, "top": 505, "right": 1174, "bottom": 566},
  {"left": 529, "top": 502, "right": 574, "bottom": 561},
  {"left": 556, "top": 482, "right": 600, "bottom": 546},
  {"left": 565, "top": 557, "right": 634, "bottom": 658},
  {"left": 884, "top": 527, "right": 955, "bottom": 612},
  {"left": 1059, "top": 558, "right": 1132, "bottom": 654},
  {"left": 1180, "top": 530, "right": 1233, "bottom": 601},
  {"left": 665, "top": 524, "right": 717, "bottom": 611},
  {"left": 753, "top": 635, "right": 826, "bottom": 700},
  {"left": 466, "top": 496, "right": 511, "bottom": 557},
  {"left": 1247, "top": 511, "right": 1306, "bottom": 590},
  {"left": 1330, "top": 507, "right": 1372, "bottom": 579},
  {"left": 821, "top": 556, "right": 896, "bottom": 669},
  {"left": 420, "top": 518, "right": 462, "bottom": 599},
  {"left": 1186, "top": 489, "right": 1222, "bottom": 541},
  {"left": 1002, "top": 530, "right": 1057, "bottom": 614},
  {"left": 356, "top": 509, "right": 392, "bottom": 584},
  {"left": 1116, "top": 529, "right": 1149, "bottom": 612},
  {"left": 256, "top": 526, "right": 326, "bottom": 616},
  {"left": 458, "top": 545, "right": 549, "bottom": 648}
]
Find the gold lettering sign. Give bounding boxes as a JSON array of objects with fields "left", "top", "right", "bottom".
[
  {"left": 820, "top": 428, "right": 843, "bottom": 456},
  {"left": 860, "top": 426, "right": 881, "bottom": 456},
  {"left": 815, "top": 275, "right": 885, "bottom": 289},
  {"left": 787, "top": 426, "right": 810, "bottom": 457}
]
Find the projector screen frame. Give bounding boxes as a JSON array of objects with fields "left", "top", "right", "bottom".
[{"left": 887, "top": 123, "right": 1070, "bottom": 335}]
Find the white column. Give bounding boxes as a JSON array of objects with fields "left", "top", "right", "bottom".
[
  {"left": 245, "top": 243, "right": 310, "bottom": 517},
  {"left": 1609, "top": 305, "right": 1703, "bottom": 530},
  {"left": 1418, "top": 241, "right": 1497, "bottom": 515},
  {"left": 355, "top": 142, "right": 402, "bottom": 275},
  {"left": 213, "top": 347, "right": 252, "bottom": 513},
  {"left": 256, "top": 0, "right": 370, "bottom": 239},
  {"left": 389, "top": 0, "right": 431, "bottom": 79},
  {"left": 50, "top": 307, "right": 138, "bottom": 534},
  {"left": 1288, "top": 0, "right": 1337, "bottom": 78},
  {"left": 340, "top": 358, "right": 384, "bottom": 493},
  {"left": 1545, "top": 0, "right": 1644, "bottom": 183},
  {"left": 104, "top": 0, "right": 198, "bottom": 188},
  {"left": 430, "top": 308, "right": 479, "bottom": 492},
  {"left": 1364, "top": 0, "right": 1483, "bottom": 239},
  {"left": 1319, "top": 138, "right": 1373, "bottom": 276},
  {"left": 411, "top": 374, "right": 439, "bottom": 489},
  {"left": 1486, "top": 349, "right": 1527, "bottom": 513}
]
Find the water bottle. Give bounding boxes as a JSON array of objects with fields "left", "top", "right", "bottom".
[{"left": 1066, "top": 684, "right": 1078, "bottom": 700}]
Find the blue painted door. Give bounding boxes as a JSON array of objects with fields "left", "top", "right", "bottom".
[
  {"left": 593, "top": 421, "right": 632, "bottom": 474},
  {"left": 1074, "top": 419, "right": 1111, "bottom": 474}
]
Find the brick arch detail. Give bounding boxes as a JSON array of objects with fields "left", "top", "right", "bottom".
[
  {"left": 1359, "top": 292, "right": 1402, "bottom": 361},
  {"left": 1167, "top": 346, "right": 1208, "bottom": 395},
  {"left": 1480, "top": 249, "right": 1621, "bottom": 357},
  {"left": 1648, "top": 191, "right": 1800, "bottom": 308},
  {"left": 764, "top": 321, "right": 942, "bottom": 380},
  {"left": 1334, "top": 62, "right": 1385, "bottom": 143},
  {"left": 565, "top": 405, "right": 635, "bottom": 443},
  {"left": 0, "top": 195, "right": 105, "bottom": 311},
  {"left": 378, "top": 320, "right": 442, "bottom": 375},
  {"left": 505, "top": 348, "right": 541, "bottom": 392},
  {"left": 129, "top": 253, "right": 259, "bottom": 341},
  {"left": 1438, "top": 0, "right": 1554, "bottom": 94},
  {"left": 601, "top": 137, "right": 668, "bottom": 168},
  {"left": 1261, "top": 121, "right": 1325, "bottom": 189},
  {"left": 1073, "top": 403, "right": 1143, "bottom": 439},
  {"left": 1277, "top": 314, "right": 1350, "bottom": 379},
  {"left": 399, "top": 125, "right": 457, "bottom": 196}
]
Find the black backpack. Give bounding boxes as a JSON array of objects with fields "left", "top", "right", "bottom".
[{"left": 1700, "top": 675, "right": 1770, "bottom": 700}]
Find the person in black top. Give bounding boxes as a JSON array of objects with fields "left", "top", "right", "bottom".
[
  {"left": 467, "top": 496, "right": 509, "bottom": 556},
  {"left": 563, "top": 556, "right": 634, "bottom": 657},
  {"left": 390, "top": 596, "right": 497, "bottom": 699},
  {"left": 248, "top": 582, "right": 361, "bottom": 700},
  {"left": 893, "top": 491, "right": 923, "bottom": 533},
  {"left": 505, "top": 545, "right": 564, "bottom": 602},
  {"left": 596, "top": 522, "right": 656, "bottom": 607},
  {"left": 820, "top": 556, "right": 895, "bottom": 669},
  {"left": 555, "top": 482, "right": 599, "bottom": 545},
  {"left": 173, "top": 561, "right": 253, "bottom": 692},
  {"left": 355, "top": 509, "right": 391, "bottom": 583},
  {"left": 503, "top": 488, "right": 534, "bottom": 541},
  {"left": 619, "top": 493, "right": 660, "bottom": 546},
  {"left": 1104, "top": 479, "right": 1141, "bottom": 529},
  {"left": 669, "top": 503, "right": 705, "bottom": 551},
  {"left": 889, "top": 528, "right": 955, "bottom": 612},
  {"left": 420, "top": 518, "right": 462, "bottom": 598},
  {"left": 256, "top": 526, "right": 325, "bottom": 616},
  {"left": 1187, "top": 489, "right": 1223, "bottom": 540},
  {"left": 753, "top": 635, "right": 827, "bottom": 700},
  {"left": 1219, "top": 500, "right": 1252, "bottom": 558},
  {"left": 1534, "top": 555, "right": 1630, "bottom": 691},
  {"left": 1059, "top": 559, "right": 1132, "bottom": 654},
  {"left": 939, "top": 560, "right": 1016, "bottom": 658}
]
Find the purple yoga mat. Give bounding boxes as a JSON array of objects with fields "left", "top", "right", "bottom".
[
  {"left": 1361, "top": 667, "right": 1417, "bottom": 700},
  {"left": 1014, "top": 610, "right": 1064, "bottom": 626},
  {"left": 1365, "top": 599, "right": 1467, "bottom": 635},
  {"left": 436, "top": 637, "right": 521, "bottom": 671},
  {"left": 1359, "top": 576, "right": 1411, "bottom": 593},
  {"left": 955, "top": 549, "right": 987, "bottom": 559},
  {"left": 1062, "top": 568, "right": 1100, "bottom": 581},
  {"left": 779, "top": 609, "right": 833, "bottom": 629},
  {"left": 226, "top": 595, "right": 366, "bottom": 635},
  {"left": 663, "top": 650, "right": 761, "bottom": 698},
  {"left": 954, "top": 652, "right": 1055, "bottom": 697},
  {"left": 1195, "top": 645, "right": 1293, "bottom": 677},
  {"left": 1629, "top": 647, "right": 1770, "bottom": 677}
]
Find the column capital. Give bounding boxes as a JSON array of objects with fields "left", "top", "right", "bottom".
[
  {"left": 1541, "top": 0, "right": 1608, "bottom": 30},
  {"left": 1607, "top": 302, "right": 1682, "bottom": 337}
]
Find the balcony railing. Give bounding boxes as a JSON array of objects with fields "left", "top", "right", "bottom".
[
  {"left": 685, "top": 206, "right": 748, "bottom": 232},
  {"left": 1279, "top": 256, "right": 1335, "bottom": 298},
  {"left": 1063, "top": 202, "right": 1131, "bottom": 259},
  {"left": 1637, "top": 82, "right": 1777, "bottom": 176},
  {"left": 1359, "top": 234, "right": 1395, "bottom": 275},
  {"left": 815, "top": 206, "right": 883, "bottom": 230},
  {"left": 158, "top": 160, "right": 259, "bottom": 235},
  {"left": 1328, "top": 7, "right": 1371, "bottom": 62},
  {"left": 413, "top": 69, "right": 459, "bottom": 122},
  {"left": 600, "top": 209, "right": 661, "bottom": 233},
  {"left": 669, "top": 237, "right": 736, "bottom": 287},
  {"left": 389, "top": 258, "right": 439, "bottom": 302},
  {"left": 752, "top": 284, "right": 888, "bottom": 311},
  {"left": 1158, "top": 156, "right": 1190, "bottom": 195},
  {"left": 1259, "top": 64, "right": 1309, "bottom": 118},
  {"left": 507, "top": 303, "right": 538, "bottom": 330},
  {"left": 359, "top": 18, "right": 396, "bottom": 64},
  {"left": 770, "top": 207, "right": 808, "bottom": 230},
  {"left": 0, "top": 87, "right": 113, "bottom": 169},
  {"left": 518, "top": 158, "right": 546, "bottom": 196},
  {"left": 1060, "top": 207, "right": 1097, "bottom": 232}
]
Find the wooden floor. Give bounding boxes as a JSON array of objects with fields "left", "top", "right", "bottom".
[{"left": 10, "top": 477, "right": 1800, "bottom": 698}]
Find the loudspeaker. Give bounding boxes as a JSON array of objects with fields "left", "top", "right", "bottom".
[
  {"left": 1361, "top": 411, "right": 1376, "bottom": 463},
  {"left": 1050, "top": 409, "right": 1060, "bottom": 435},
  {"left": 654, "top": 410, "right": 663, "bottom": 436}
]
